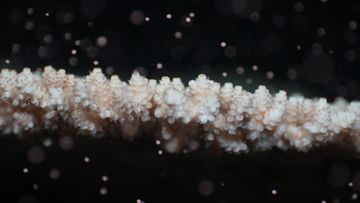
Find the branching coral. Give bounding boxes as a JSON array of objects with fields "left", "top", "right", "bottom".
[{"left": 1, "top": 66, "right": 360, "bottom": 153}]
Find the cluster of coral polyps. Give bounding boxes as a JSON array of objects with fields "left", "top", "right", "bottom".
[{"left": 0, "top": 66, "right": 360, "bottom": 153}]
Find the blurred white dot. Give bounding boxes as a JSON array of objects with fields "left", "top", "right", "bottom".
[
  {"left": 317, "top": 27, "right": 326, "bottom": 36},
  {"left": 166, "top": 14, "right": 172, "bottom": 19},
  {"left": 93, "top": 60, "right": 99, "bottom": 66},
  {"left": 155, "top": 140, "right": 161, "bottom": 145},
  {"left": 185, "top": 17, "right": 191, "bottom": 23},
  {"left": 271, "top": 189, "right": 277, "bottom": 195},
  {"left": 198, "top": 179, "right": 215, "bottom": 196},
  {"left": 287, "top": 68, "right": 297, "bottom": 80},
  {"left": 84, "top": 157, "right": 90, "bottom": 163},
  {"left": 100, "top": 187, "right": 108, "bottom": 195},
  {"left": 32, "top": 184, "right": 39, "bottom": 190},
  {"left": 102, "top": 175, "right": 109, "bottom": 182},
  {"left": 27, "top": 146, "right": 45, "bottom": 164},
  {"left": 156, "top": 63, "right": 163, "bottom": 69},
  {"left": 25, "top": 20, "right": 35, "bottom": 31},
  {"left": 96, "top": 36, "right": 108, "bottom": 47},
  {"left": 43, "top": 34, "right": 53, "bottom": 44},
  {"left": 45, "top": 12, "right": 50, "bottom": 17},
  {"left": 145, "top": 17, "right": 150, "bottom": 21},
  {"left": 352, "top": 193, "right": 358, "bottom": 200},
  {"left": 23, "top": 168, "right": 29, "bottom": 173},
  {"left": 12, "top": 43, "right": 21, "bottom": 53},
  {"left": 174, "top": 31, "right": 183, "bottom": 39},
  {"left": 71, "top": 49, "right": 77, "bottom": 55},
  {"left": 27, "top": 8, "right": 34, "bottom": 15},
  {"left": 189, "top": 12, "right": 195, "bottom": 18},
  {"left": 5, "top": 59, "right": 10, "bottom": 64},
  {"left": 222, "top": 72, "right": 228, "bottom": 77},
  {"left": 349, "top": 182, "right": 354, "bottom": 187},
  {"left": 266, "top": 71, "right": 274, "bottom": 79},
  {"left": 294, "top": 2, "right": 304, "bottom": 13},
  {"left": 158, "top": 150, "right": 163, "bottom": 155},
  {"left": 49, "top": 168, "right": 61, "bottom": 179},
  {"left": 69, "top": 56, "right": 78, "bottom": 66},
  {"left": 64, "top": 33, "right": 72, "bottom": 40},
  {"left": 43, "top": 138, "right": 52, "bottom": 147},
  {"left": 349, "top": 20, "right": 358, "bottom": 30},
  {"left": 321, "top": 201, "right": 326, "bottom": 203},
  {"left": 252, "top": 65, "right": 258, "bottom": 71},
  {"left": 106, "top": 66, "right": 114, "bottom": 75},
  {"left": 220, "top": 42, "right": 226, "bottom": 47},
  {"left": 296, "top": 44, "right": 302, "bottom": 50},
  {"left": 236, "top": 66, "right": 245, "bottom": 75},
  {"left": 75, "top": 40, "right": 81, "bottom": 46},
  {"left": 320, "top": 0, "right": 327, "bottom": 2},
  {"left": 130, "top": 10, "right": 145, "bottom": 26}
]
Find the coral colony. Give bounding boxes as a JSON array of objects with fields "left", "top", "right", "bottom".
[{"left": 1, "top": 66, "right": 360, "bottom": 154}]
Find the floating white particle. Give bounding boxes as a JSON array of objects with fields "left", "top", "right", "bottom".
[
  {"left": 352, "top": 193, "right": 358, "bottom": 200},
  {"left": 271, "top": 189, "right": 277, "bottom": 195},
  {"left": 99, "top": 187, "right": 108, "bottom": 195},
  {"left": 236, "top": 66, "right": 245, "bottom": 75},
  {"left": 166, "top": 14, "right": 172, "bottom": 19},
  {"left": 348, "top": 182, "right": 353, "bottom": 187},
  {"left": 145, "top": 17, "right": 150, "bottom": 21},
  {"left": 222, "top": 72, "right": 228, "bottom": 77},
  {"left": 32, "top": 184, "right": 39, "bottom": 190},
  {"left": 84, "top": 157, "right": 90, "bottom": 163},
  {"left": 189, "top": 12, "right": 195, "bottom": 18},
  {"left": 93, "top": 60, "right": 99, "bottom": 66},
  {"left": 27, "top": 8, "right": 34, "bottom": 15},
  {"left": 102, "top": 175, "right": 109, "bottom": 182},
  {"left": 220, "top": 42, "right": 226, "bottom": 47},
  {"left": 174, "top": 31, "right": 183, "bottom": 39},
  {"left": 49, "top": 168, "right": 61, "bottom": 179},
  {"left": 155, "top": 140, "right": 161, "bottom": 145},
  {"left": 266, "top": 71, "right": 274, "bottom": 79},
  {"left": 5, "top": 59, "right": 10, "bottom": 64},
  {"left": 45, "top": 12, "right": 50, "bottom": 17},
  {"left": 71, "top": 49, "right": 77, "bottom": 55},
  {"left": 252, "top": 65, "right": 258, "bottom": 71},
  {"left": 158, "top": 150, "right": 163, "bottom": 155},
  {"left": 23, "top": 168, "right": 29, "bottom": 173},
  {"left": 156, "top": 63, "right": 163, "bottom": 69},
  {"left": 185, "top": 17, "right": 191, "bottom": 23}
]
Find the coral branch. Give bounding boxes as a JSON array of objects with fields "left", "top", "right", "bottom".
[{"left": 1, "top": 66, "right": 360, "bottom": 153}]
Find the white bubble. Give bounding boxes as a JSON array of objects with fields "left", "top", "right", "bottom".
[
  {"left": 43, "top": 138, "right": 52, "bottom": 147},
  {"left": 222, "top": 72, "right": 228, "bottom": 77},
  {"left": 220, "top": 42, "right": 226, "bottom": 47},
  {"left": 189, "top": 12, "right": 195, "bottom": 18},
  {"left": 166, "top": 14, "right": 172, "bottom": 19},
  {"left": 271, "top": 189, "right": 277, "bottom": 195},
  {"left": 5, "top": 59, "right": 10, "bottom": 64},
  {"left": 71, "top": 49, "right": 77, "bottom": 55},
  {"left": 158, "top": 150, "right": 163, "bottom": 155},
  {"left": 145, "top": 17, "right": 150, "bottom": 21},
  {"left": 185, "top": 17, "right": 191, "bottom": 23}
]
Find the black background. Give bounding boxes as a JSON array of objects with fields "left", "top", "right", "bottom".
[{"left": 0, "top": 0, "right": 360, "bottom": 202}]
